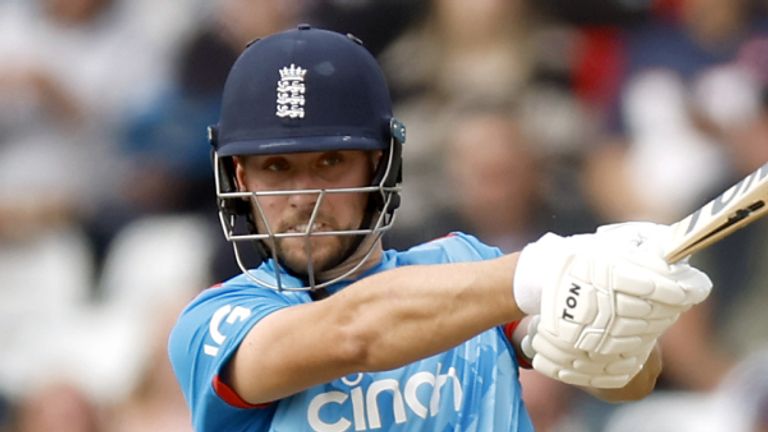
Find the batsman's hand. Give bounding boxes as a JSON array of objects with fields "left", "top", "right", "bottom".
[
  {"left": 520, "top": 314, "right": 657, "bottom": 389},
  {"left": 513, "top": 223, "right": 712, "bottom": 388}
]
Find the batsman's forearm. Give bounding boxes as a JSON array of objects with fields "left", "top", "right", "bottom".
[{"left": 334, "top": 253, "right": 524, "bottom": 371}]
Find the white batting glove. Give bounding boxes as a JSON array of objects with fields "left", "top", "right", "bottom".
[
  {"left": 513, "top": 227, "right": 712, "bottom": 388},
  {"left": 520, "top": 314, "right": 655, "bottom": 388},
  {"left": 594, "top": 222, "right": 711, "bottom": 307}
]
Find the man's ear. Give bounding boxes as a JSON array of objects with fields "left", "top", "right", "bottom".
[
  {"left": 370, "top": 150, "right": 383, "bottom": 171},
  {"left": 233, "top": 156, "right": 247, "bottom": 192}
]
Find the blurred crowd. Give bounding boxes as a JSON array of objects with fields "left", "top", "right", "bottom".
[{"left": 0, "top": 0, "right": 767, "bottom": 430}]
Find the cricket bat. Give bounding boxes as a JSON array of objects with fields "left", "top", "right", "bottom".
[{"left": 664, "top": 161, "right": 768, "bottom": 263}]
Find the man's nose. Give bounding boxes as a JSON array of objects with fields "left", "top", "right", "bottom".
[{"left": 287, "top": 170, "right": 321, "bottom": 208}]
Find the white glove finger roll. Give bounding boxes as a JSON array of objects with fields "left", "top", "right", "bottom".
[
  {"left": 618, "top": 256, "right": 712, "bottom": 308},
  {"left": 598, "top": 334, "right": 656, "bottom": 355},
  {"left": 590, "top": 374, "right": 633, "bottom": 389},
  {"left": 609, "top": 317, "right": 649, "bottom": 336},
  {"left": 647, "top": 303, "right": 682, "bottom": 319},
  {"left": 530, "top": 339, "right": 602, "bottom": 388},
  {"left": 532, "top": 355, "right": 591, "bottom": 387},
  {"left": 649, "top": 275, "right": 689, "bottom": 305},
  {"left": 607, "top": 263, "right": 657, "bottom": 297},
  {"left": 594, "top": 222, "right": 713, "bottom": 308},
  {"left": 615, "top": 293, "right": 653, "bottom": 318},
  {"left": 609, "top": 316, "right": 676, "bottom": 336},
  {"left": 573, "top": 356, "right": 611, "bottom": 374},
  {"left": 611, "top": 261, "right": 695, "bottom": 306},
  {"left": 531, "top": 332, "right": 580, "bottom": 367},
  {"left": 531, "top": 330, "right": 649, "bottom": 388},
  {"left": 676, "top": 266, "right": 713, "bottom": 305},
  {"left": 604, "top": 355, "right": 642, "bottom": 375}
]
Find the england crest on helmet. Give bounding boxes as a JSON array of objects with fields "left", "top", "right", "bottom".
[{"left": 276, "top": 63, "right": 307, "bottom": 119}]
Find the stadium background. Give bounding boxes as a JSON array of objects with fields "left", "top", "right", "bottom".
[{"left": 0, "top": 0, "right": 767, "bottom": 430}]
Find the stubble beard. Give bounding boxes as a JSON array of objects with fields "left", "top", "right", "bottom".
[
  {"left": 265, "top": 213, "right": 360, "bottom": 278},
  {"left": 277, "top": 233, "right": 356, "bottom": 277}
]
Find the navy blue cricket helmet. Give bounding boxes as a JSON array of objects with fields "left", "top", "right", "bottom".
[{"left": 210, "top": 25, "right": 406, "bottom": 291}]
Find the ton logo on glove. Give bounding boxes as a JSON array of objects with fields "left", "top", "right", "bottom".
[{"left": 561, "top": 283, "right": 581, "bottom": 321}]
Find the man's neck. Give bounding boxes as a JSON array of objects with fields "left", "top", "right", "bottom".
[{"left": 316, "top": 236, "right": 384, "bottom": 284}]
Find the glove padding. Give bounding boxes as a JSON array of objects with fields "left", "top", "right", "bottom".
[
  {"left": 514, "top": 222, "right": 712, "bottom": 388},
  {"left": 523, "top": 313, "right": 656, "bottom": 388}
]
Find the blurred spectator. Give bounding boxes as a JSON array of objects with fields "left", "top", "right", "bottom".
[
  {"left": 0, "top": 393, "right": 10, "bottom": 432},
  {"left": 0, "top": 0, "right": 198, "bottom": 413},
  {"left": 0, "top": 228, "right": 94, "bottom": 400},
  {"left": 380, "top": 0, "right": 537, "bottom": 105},
  {"left": 378, "top": 0, "right": 569, "bottom": 233},
  {"left": 105, "top": 297, "right": 193, "bottom": 432},
  {"left": 651, "top": 56, "right": 767, "bottom": 392},
  {"left": 87, "top": 215, "right": 215, "bottom": 404},
  {"left": 443, "top": 104, "right": 596, "bottom": 251},
  {"left": 672, "top": 52, "right": 768, "bottom": 381},
  {"left": 0, "top": 0, "right": 196, "bottom": 206},
  {"left": 109, "top": 0, "right": 305, "bottom": 281},
  {"left": 583, "top": 0, "right": 768, "bottom": 222},
  {"left": 604, "top": 347, "right": 768, "bottom": 432},
  {"left": 0, "top": 0, "right": 198, "bottom": 276},
  {"left": 215, "top": 0, "right": 304, "bottom": 48},
  {"left": 306, "top": 0, "right": 426, "bottom": 57},
  {"left": 573, "top": 0, "right": 768, "bottom": 396},
  {"left": 446, "top": 108, "right": 541, "bottom": 250},
  {"left": 571, "top": 0, "right": 767, "bottom": 391},
  {"left": 13, "top": 381, "right": 101, "bottom": 432}
]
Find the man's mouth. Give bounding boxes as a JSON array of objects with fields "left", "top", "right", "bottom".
[{"left": 286, "top": 222, "right": 331, "bottom": 233}]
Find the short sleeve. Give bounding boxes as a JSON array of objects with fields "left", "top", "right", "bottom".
[
  {"left": 168, "top": 283, "right": 300, "bottom": 430},
  {"left": 447, "top": 232, "right": 505, "bottom": 260},
  {"left": 412, "top": 232, "right": 503, "bottom": 261}
]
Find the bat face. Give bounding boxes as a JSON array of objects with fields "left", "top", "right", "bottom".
[{"left": 664, "top": 162, "right": 768, "bottom": 263}]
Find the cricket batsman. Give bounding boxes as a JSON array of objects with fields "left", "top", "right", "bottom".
[{"left": 168, "top": 25, "right": 713, "bottom": 431}]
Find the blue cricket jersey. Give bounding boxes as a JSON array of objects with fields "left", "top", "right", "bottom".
[{"left": 169, "top": 232, "right": 535, "bottom": 431}]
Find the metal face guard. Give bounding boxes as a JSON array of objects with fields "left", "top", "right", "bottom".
[{"left": 213, "top": 142, "right": 400, "bottom": 291}]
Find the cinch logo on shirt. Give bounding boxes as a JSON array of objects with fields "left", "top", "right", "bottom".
[{"left": 307, "top": 366, "right": 463, "bottom": 432}]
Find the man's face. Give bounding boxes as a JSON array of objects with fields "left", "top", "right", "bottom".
[{"left": 235, "top": 150, "right": 375, "bottom": 276}]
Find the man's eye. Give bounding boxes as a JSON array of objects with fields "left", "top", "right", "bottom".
[
  {"left": 263, "top": 159, "right": 289, "bottom": 172},
  {"left": 320, "top": 152, "right": 344, "bottom": 167}
]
